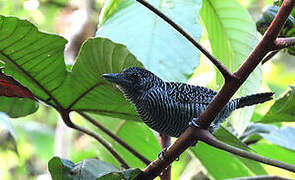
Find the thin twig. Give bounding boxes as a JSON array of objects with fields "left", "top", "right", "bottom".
[
  {"left": 77, "top": 111, "right": 151, "bottom": 165},
  {"left": 135, "top": 0, "right": 233, "bottom": 81},
  {"left": 261, "top": 50, "right": 280, "bottom": 64},
  {"left": 200, "top": 129, "right": 295, "bottom": 172},
  {"left": 140, "top": 0, "right": 295, "bottom": 178},
  {"left": 159, "top": 134, "right": 171, "bottom": 180},
  {"left": 59, "top": 110, "right": 130, "bottom": 169},
  {"left": 273, "top": 37, "right": 295, "bottom": 50},
  {"left": 230, "top": 175, "right": 292, "bottom": 180}
]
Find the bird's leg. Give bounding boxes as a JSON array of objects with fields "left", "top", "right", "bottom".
[
  {"left": 188, "top": 117, "right": 201, "bottom": 129},
  {"left": 158, "top": 147, "right": 167, "bottom": 161},
  {"left": 189, "top": 118, "right": 201, "bottom": 146},
  {"left": 157, "top": 148, "right": 180, "bottom": 161}
]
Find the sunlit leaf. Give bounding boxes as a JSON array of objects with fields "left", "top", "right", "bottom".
[
  {"left": 48, "top": 156, "right": 141, "bottom": 180},
  {"left": 214, "top": 126, "right": 250, "bottom": 151},
  {"left": 258, "top": 87, "right": 295, "bottom": 123},
  {"left": 79, "top": 113, "right": 160, "bottom": 168},
  {"left": 251, "top": 141, "right": 295, "bottom": 178},
  {"left": 97, "top": 0, "right": 202, "bottom": 82},
  {"left": 250, "top": 141, "right": 295, "bottom": 165},
  {"left": 200, "top": 0, "right": 261, "bottom": 135},
  {"left": 0, "top": 97, "right": 38, "bottom": 118},
  {"left": 242, "top": 123, "right": 295, "bottom": 151},
  {"left": 191, "top": 143, "right": 255, "bottom": 179},
  {"left": 0, "top": 15, "right": 143, "bottom": 121},
  {"left": 190, "top": 126, "right": 268, "bottom": 178}
]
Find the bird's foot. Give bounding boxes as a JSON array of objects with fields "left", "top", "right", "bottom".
[
  {"left": 188, "top": 118, "right": 201, "bottom": 128},
  {"left": 158, "top": 148, "right": 167, "bottom": 161},
  {"left": 189, "top": 118, "right": 201, "bottom": 146},
  {"left": 158, "top": 148, "right": 180, "bottom": 161}
]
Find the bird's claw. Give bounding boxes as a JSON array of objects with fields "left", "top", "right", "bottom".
[
  {"left": 188, "top": 118, "right": 200, "bottom": 128},
  {"left": 158, "top": 148, "right": 167, "bottom": 161},
  {"left": 158, "top": 148, "right": 180, "bottom": 162}
]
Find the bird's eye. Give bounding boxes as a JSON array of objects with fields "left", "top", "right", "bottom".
[{"left": 131, "top": 73, "right": 140, "bottom": 81}]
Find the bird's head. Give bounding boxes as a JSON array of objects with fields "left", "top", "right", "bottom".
[{"left": 102, "top": 67, "right": 163, "bottom": 98}]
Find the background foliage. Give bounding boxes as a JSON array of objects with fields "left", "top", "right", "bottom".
[{"left": 0, "top": 0, "right": 295, "bottom": 179}]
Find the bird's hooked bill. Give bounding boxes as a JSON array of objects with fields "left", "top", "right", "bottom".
[
  {"left": 102, "top": 73, "right": 128, "bottom": 85},
  {"left": 102, "top": 73, "right": 119, "bottom": 81}
]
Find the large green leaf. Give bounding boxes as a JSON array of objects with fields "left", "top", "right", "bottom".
[
  {"left": 97, "top": 0, "right": 202, "bottom": 82},
  {"left": 191, "top": 127, "right": 267, "bottom": 179},
  {"left": 259, "top": 87, "right": 295, "bottom": 123},
  {"left": 79, "top": 113, "right": 190, "bottom": 178},
  {"left": 191, "top": 143, "right": 255, "bottom": 179},
  {"left": 0, "top": 15, "right": 67, "bottom": 104},
  {"left": 79, "top": 113, "right": 161, "bottom": 168},
  {"left": 0, "top": 97, "right": 38, "bottom": 118},
  {"left": 48, "top": 156, "right": 142, "bottom": 180},
  {"left": 242, "top": 123, "right": 295, "bottom": 151},
  {"left": 0, "top": 15, "right": 143, "bottom": 121},
  {"left": 214, "top": 126, "right": 250, "bottom": 151},
  {"left": 250, "top": 141, "right": 295, "bottom": 165},
  {"left": 200, "top": 0, "right": 261, "bottom": 135},
  {"left": 190, "top": 127, "right": 267, "bottom": 178}
]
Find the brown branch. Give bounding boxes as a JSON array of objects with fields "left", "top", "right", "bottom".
[
  {"left": 199, "top": 130, "right": 295, "bottom": 172},
  {"left": 59, "top": 110, "right": 130, "bottom": 169},
  {"left": 272, "top": 37, "right": 295, "bottom": 50},
  {"left": 261, "top": 50, "right": 280, "bottom": 64},
  {"left": 77, "top": 111, "right": 151, "bottom": 165},
  {"left": 159, "top": 134, "right": 171, "bottom": 180},
  {"left": 140, "top": 0, "right": 295, "bottom": 179},
  {"left": 231, "top": 176, "right": 292, "bottom": 180},
  {"left": 135, "top": 0, "right": 233, "bottom": 81}
]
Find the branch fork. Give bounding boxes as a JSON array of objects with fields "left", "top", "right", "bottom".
[{"left": 134, "top": 0, "right": 295, "bottom": 179}]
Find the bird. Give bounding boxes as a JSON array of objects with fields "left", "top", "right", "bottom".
[{"left": 102, "top": 67, "right": 274, "bottom": 138}]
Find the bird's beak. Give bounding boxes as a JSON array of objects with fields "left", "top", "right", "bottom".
[{"left": 102, "top": 73, "right": 127, "bottom": 85}]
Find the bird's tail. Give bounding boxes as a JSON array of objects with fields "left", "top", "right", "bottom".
[{"left": 236, "top": 92, "right": 274, "bottom": 109}]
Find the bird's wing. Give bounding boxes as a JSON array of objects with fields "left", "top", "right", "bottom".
[{"left": 165, "top": 82, "right": 217, "bottom": 104}]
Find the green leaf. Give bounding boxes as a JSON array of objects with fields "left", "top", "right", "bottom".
[
  {"left": 48, "top": 156, "right": 76, "bottom": 180},
  {"left": 0, "top": 15, "right": 67, "bottom": 103},
  {"left": 60, "top": 38, "right": 143, "bottom": 120},
  {"left": 79, "top": 113, "right": 189, "bottom": 178},
  {"left": 98, "top": 168, "right": 142, "bottom": 180},
  {"left": 242, "top": 123, "right": 295, "bottom": 151},
  {"left": 259, "top": 87, "right": 295, "bottom": 123},
  {"left": 200, "top": 0, "right": 261, "bottom": 135},
  {"left": 250, "top": 141, "right": 295, "bottom": 165},
  {"left": 114, "top": 120, "right": 161, "bottom": 167},
  {"left": 48, "top": 157, "right": 142, "bottom": 180},
  {"left": 191, "top": 126, "right": 268, "bottom": 178},
  {"left": 237, "top": 157, "right": 268, "bottom": 176},
  {"left": 97, "top": 0, "right": 202, "bottom": 82},
  {"left": 214, "top": 126, "right": 250, "bottom": 151},
  {"left": 0, "top": 15, "right": 143, "bottom": 121},
  {"left": 80, "top": 113, "right": 160, "bottom": 168},
  {"left": 99, "top": 0, "right": 123, "bottom": 24},
  {"left": 0, "top": 97, "right": 38, "bottom": 118},
  {"left": 191, "top": 142, "right": 255, "bottom": 179}
]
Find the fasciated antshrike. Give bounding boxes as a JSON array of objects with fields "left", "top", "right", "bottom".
[{"left": 102, "top": 67, "right": 273, "bottom": 137}]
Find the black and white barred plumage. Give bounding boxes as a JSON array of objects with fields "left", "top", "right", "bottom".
[{"left": 102, "top": 67, "right": 273, "bottom": 137}]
